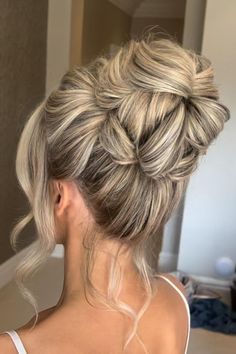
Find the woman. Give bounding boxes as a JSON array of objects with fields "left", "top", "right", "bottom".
[{"left": 0, "top": 31, "right": 230, "bottom": 353}]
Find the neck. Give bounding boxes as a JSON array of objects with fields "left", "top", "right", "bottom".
[{"left": 56, "top": 229, "right": 142, "bottom": 310}]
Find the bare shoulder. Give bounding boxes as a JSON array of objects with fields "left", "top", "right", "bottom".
[{"left": 0, "top": 333, "right": 16, "bottom": 354}]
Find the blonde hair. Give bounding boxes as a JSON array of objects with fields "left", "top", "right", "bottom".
[{"left": 11, "top": 30, "right": 230, "bottom": 353}]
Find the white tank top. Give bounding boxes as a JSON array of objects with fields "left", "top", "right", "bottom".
[{"left": 1, "top": 274, "right": 190, "bottom": 353}]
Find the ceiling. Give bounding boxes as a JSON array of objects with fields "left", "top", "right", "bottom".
[{"left": 108, "top": 0, "right": 186, "bottom": 18}]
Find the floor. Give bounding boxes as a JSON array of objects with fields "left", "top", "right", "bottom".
[{"left": 0, "top": 257, "right": 235, "bottom": 353}]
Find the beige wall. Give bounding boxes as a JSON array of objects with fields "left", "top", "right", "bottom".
[
  {"left": 70, "top": 3, "right": 184, "bottom": 69},
  {"left": 178, "top": 0, "right": 236, "bottom": 277},
  {"left": 46, "top": 0, "right": 72, "bottom": 95},
  {"left": 0, "top": 1, "right": 48, "bottom": 264},
  {"left": 182, "top": 0, "right": 206, "bottom": 52},
  {"left": 81, "top": 0, "right": 132, "bottom": 65},
  {"left": 70, "top": 0, "right": 84, "bottom": 68},
  {"left": 131, "top": 17, "right": 185, "bottom": 44},
  {"left": 161, "top": 1, "right": 207, "bottom": 269}
]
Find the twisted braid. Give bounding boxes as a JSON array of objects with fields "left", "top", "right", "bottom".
[{"left": 91, "top": 36, "right": 229, "bottom": 184}]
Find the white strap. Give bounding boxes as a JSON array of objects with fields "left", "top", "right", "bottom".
[
  {"left": 157, "top": 274, "right": 191, "bottom": 354},
  {"left": 3, "top": 330, "right": 27, "bottom": 354}
]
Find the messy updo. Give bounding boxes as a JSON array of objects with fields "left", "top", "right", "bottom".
[{"left": 11, "top": 30, "right": 230, "bottom": 353}]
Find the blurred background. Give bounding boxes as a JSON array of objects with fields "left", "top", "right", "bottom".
[{"left": 0, "top": 1, "right": 235, "bottom": 353}]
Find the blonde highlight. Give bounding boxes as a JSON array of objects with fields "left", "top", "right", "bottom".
[{"left": 11, "top": 29, "right": 230, "bottom": 353}]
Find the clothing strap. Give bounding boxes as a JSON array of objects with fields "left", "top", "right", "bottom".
[
  {"left": 156, "top": 274, "right": 190, "bottom": 354},
  {"left": 2, "top": 330, "right": 27, "bottom": 354}
]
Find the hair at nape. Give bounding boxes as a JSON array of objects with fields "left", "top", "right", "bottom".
[{"left": 10, "top": 27, "right": 230, "bottom": 353}]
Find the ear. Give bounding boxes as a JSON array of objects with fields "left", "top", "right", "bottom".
[{"left": 52, "top": 180, "right": 70, "bottom": 217}]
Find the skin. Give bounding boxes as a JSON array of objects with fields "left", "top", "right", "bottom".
[{"left": 0, "top": 180, "right": 188, "bottom": 353}]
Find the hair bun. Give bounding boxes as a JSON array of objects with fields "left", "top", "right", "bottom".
[{"left": 92, "top": 35, "right": 230, "bottom": 183}]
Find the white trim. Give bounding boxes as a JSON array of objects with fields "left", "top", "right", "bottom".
[
  {"left": 0, "top": 244, "right": 31, "bottom": 289},
  {"left": 158, "top": 251, "right": 178, "bottom": 273},
  {"left": 0, "top": 244, "right": 64, "bottom": 289},
  {"left": 51, "top": 244, "right": 64, "bottom": 258},
  {"left": 180, "top": 272, "right": 232, "bottom": 288},
  {"left": 158, "top": 252, "right": 232, "bottom": 288}
]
